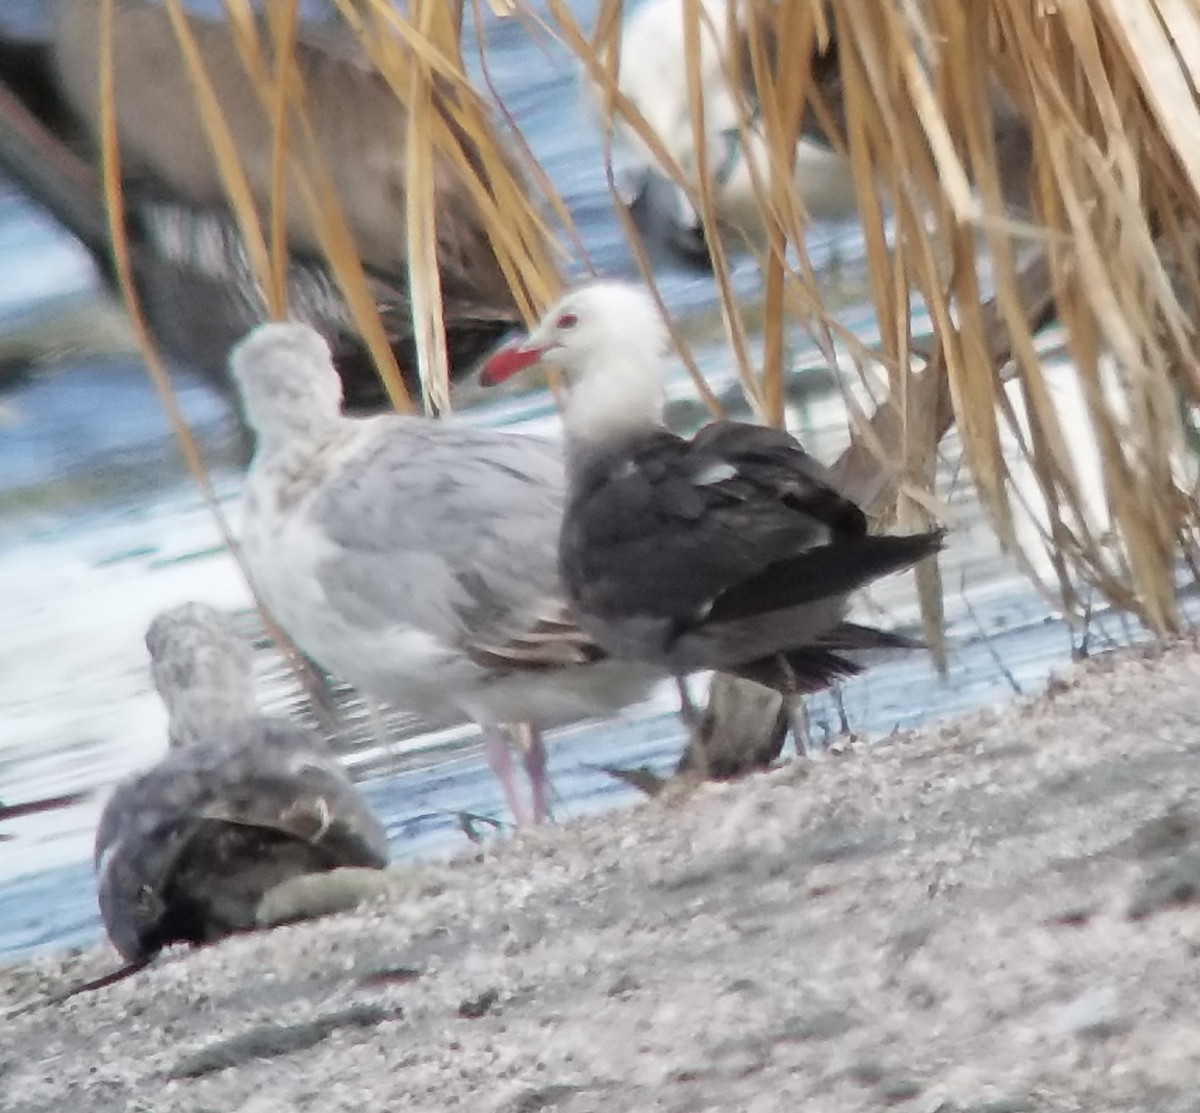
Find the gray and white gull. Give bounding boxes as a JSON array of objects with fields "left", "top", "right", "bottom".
[
  {"left": 480, "top": 281, "right": 945, "bottom": 694},
  {"left": 230, "top": 323, "right": 657, "bottom": 825},
  {"left": 95, "top": 602, "right": 389, "bottom": 964}
]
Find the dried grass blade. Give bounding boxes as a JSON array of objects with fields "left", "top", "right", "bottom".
[
  {"left": 1096, "top": 0, "right": 1200, "bottom": 198},
  {"left": 291, "top": 109, "right": 415, "bottom": 412},
  {"left": 162, "top": 0, "right": 271, "bottom": 292},
  {"left": 404, "top": 0, "right": 452, "bottom": 415},
  {"left": 264, "top": 0, "right": 302, "bottom": 318}
]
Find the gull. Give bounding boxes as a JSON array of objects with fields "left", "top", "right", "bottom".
[
  {"left": 229, "top": 323, "right": 658, "bottom": 825},
  {"left": 95, "top": 602, "right": 389, "bottom": 963},
  {"left": 479, "top": 280, "right": 945, "bottom": 698}
]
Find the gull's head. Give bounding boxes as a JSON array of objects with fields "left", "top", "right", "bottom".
[
  {"left": 146, "top": 602, "right": 257, "bottom": 749},
  {"left": 229, "top": 322, "right": 343, "bottom": 454},
  {"left": 480, "top": 281, "right": 670, "bottom": 443}
]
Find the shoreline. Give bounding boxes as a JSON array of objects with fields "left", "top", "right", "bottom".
[{"left": 5, "top": 641, "right": 1200, "bottom": 1111}]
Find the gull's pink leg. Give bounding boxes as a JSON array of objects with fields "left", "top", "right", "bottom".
[
  {"left": 675, "top": 675, "right": 709, "bottom": 778},
  {"left": 482, "top": 725, "right": 532, "bottom": 826},
  {"left": 517, "top": 724, "right": 550, "bottom": 823}
]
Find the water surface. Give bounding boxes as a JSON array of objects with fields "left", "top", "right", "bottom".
[{"left": 0, "top": 0, "right": 1138, "bottom": 963}]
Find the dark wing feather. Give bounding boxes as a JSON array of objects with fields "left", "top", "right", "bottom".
[
  {"left": 561, "top": 421, "right": 868, "bottom": 630},
  {"left": 704, "top": 529, "right": 946, "bottom": 626},
  {"left": 733, "top": 646, "right": 865, "bottom": 694},
  {"left": 688, "top": 421, "right": 868, "bottom": 534}
]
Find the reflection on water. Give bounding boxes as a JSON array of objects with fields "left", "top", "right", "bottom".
[{"left": 0, "top": 0, "right": 1142, "bottom": 965}]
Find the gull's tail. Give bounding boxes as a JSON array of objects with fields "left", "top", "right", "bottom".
[
  {"left": 731, "top": 618, "right": 934, "bottom": 695},
  {"left": 707, "top": 528, "right": 947, "bottom": 627}
]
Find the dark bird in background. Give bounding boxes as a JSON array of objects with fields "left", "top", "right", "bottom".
[
  {"left": 0, "top": 0, "right": 532, "bottom": 417},
  {"left": 480, "top": 281, "right": 945, "bottom": 699},
  {"left": 95, "top": 602, "right": 388, "bottom": 963}
]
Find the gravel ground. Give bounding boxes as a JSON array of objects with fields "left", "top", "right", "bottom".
[{"left": 5, "top": 642, "right": 1200, "bottom": 1112}]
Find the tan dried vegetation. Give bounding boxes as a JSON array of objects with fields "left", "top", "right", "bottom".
[{"left": 101, "top": 0, "right": 1200, "bottom": 634}]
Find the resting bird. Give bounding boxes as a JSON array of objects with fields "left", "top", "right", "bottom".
[
  {"left": 95, "top": 602, "right": 389, "bottom": 963},
  {"left": 480, "top": 281, "right": 945, "bottom": 693},
  {"left": 0, "top": 0, "right": 530, "bottom": 413},
  {"left": 229, "top": 322, "right": 658, "bottom": 826}
]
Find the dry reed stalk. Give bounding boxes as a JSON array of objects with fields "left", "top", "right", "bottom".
[
  {"left": 979, "top": 0, "right": 1200, "bottom": 629},
  {"left": 554, "top": 0, "right": 728, "bottom": 411},
  {"left": 218, "top": 0, "right": 411, "bottom": 410},
  {"left": 353, "top": 0, "right": 562, "bottom": 304},
  {"left": 754, "top": 1, "right": 1200, "bottom": 632},
  {"left": 96, "top": 0, "right": 238, "bottom": 561},
  {"left": 403, "top": 0, "right": 454, "bottom": 414},
  {"left": 100, "top": 0, "right": 1200, "bottom": 634}
]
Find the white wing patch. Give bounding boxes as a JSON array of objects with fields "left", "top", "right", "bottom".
[
  {"left": 94, "top": 839, "right": 120, "bottom": 883},
  {"left": 693, "top": 461, "right": 738, "bottom": 486}
]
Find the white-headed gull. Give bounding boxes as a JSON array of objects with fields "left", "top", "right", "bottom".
[
  {"left": 229, "top": 323, "right": 658, "bottom": 825},
  {"left": 479, "top": 281, "right": 944, "bottom": 693},
  {"left": 95, "top": 602, "right": 389, "bottom": 963}
]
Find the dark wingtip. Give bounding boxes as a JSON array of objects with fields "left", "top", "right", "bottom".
[
  {"left": 822, "top": 621, "right": 927, "bottom": 652},
  {"left": 859, "top": 525, "right": 947, "bottom": 573},
  {"left": 907, "top": 525, "right": 949, "bottom": 560},
  {"left": 707, "top": 525, "right": 948, "bottom": 628},
  {"left": 734, "top": 647, "right": 864, "bottom": 694}
]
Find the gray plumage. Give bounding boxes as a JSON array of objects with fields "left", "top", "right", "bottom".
[
  {"left": 230, "top": 323, "right": 655, "bottom": 819},
  {"left": 311, "top": 424, "right": 570, "bottom": 659},
  {"left": 95, "top": 603, "right": 388, "bottom": 963}
]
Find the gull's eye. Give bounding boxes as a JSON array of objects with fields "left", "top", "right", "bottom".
[{"left": 556, "top": 312, "right": 578, "bottom": 330}]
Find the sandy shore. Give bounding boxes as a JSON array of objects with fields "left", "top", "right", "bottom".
[{"left": 5, "top": 641, "right": 1200, "bottom": 1112}]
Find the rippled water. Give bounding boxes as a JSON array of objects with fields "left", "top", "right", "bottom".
[{"left": 0, "top": 0, "right": 1143, "bottom": 964}]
